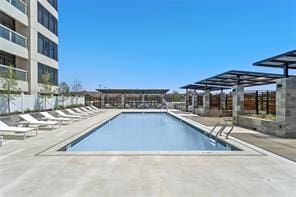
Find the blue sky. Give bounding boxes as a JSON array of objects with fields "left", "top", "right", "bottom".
[{"left": 58, "top": 0, "right": 296, "bottom": 92}]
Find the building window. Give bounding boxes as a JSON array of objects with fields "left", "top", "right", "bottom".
[
  {"left": 0, "top": 51, "right": 15, "bottom": 66},
  {"left": 37, "top": 2, "right": 58, "bottom": 35},
  {"left": 47, "top": 0, "right": 58, "bottom": 11},
  {"left": 0, "top": 12, "right": 15, "bottom": 30},
  {"left": 38, "top": 63, "right": 58, "bottom": 85},
  {"left": 38, "top": 33, "right": 58, "bottom": 61}
]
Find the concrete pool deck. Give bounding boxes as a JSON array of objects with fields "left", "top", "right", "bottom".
[{"left": 1, "top": 109, "right": 296, "bottom": 196}]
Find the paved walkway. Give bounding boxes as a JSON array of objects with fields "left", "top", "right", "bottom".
[
  {"left": 176, "top": 110, "right": 296, "bottom": 163},
  {"left": 0, "top": 109, "right": 296, "bottom": 197},
  {"left": 231, "top": 132, "right": 296, "bottom": 162}
]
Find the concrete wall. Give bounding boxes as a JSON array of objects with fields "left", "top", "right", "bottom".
[
  {"left": 194, "top": 108, "right": 232, "bottom": 117},
  {"left": 237, "top": 116, "right": 285, "bottom": 137}
]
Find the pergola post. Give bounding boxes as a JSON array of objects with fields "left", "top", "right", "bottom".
[
  {"left": 141, "top": 94, "right": 145, "bottom": 104},
  {"left": 283, "top": 64, "right": 289, "bottom": 78},
  {"left": 255, "top": 91, "right": 259, "bottom": 115},
  {"left": 185, "top": 89, "right": 189, "bottom": 112},
  {"left": 192, "top": 89, "right": 197, "bottom": 113},
  {"left": 276, "top": 77, "right": 296, "bottom": 137},
  {"left": 203, "top": 89, "right": 210, "bottom": 114},
  {"left": 121, "top": 94, "right": 125, "bottom": 109},
  {"left": 233, "top": 76, "right": 244, "bottom": 125},
  {"left": 220, "top": 89, "right": 226, "bottom": 111},
  {"left": 101, "top": 94, "right": 105, "bottom": 108},
  {"left": 161, "top": 94, "right": 166, "bottom": 109}
]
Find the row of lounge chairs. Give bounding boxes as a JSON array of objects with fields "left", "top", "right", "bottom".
[{"left": 0, "top": 106, "right": 102, "bottom": 144}]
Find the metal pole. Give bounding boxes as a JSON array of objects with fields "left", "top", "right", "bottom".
[
  {"left": 266, "top": 91, "right": 269, "bottom": 114},
  {"left": 283, "top": 64, "right": 289, "bottom": 78},
  {"left": 255, "top": 91, "right": 259, "bottom": 115},
  {"left": 225, "top": 94, "right": 228, "bottom": 110}
]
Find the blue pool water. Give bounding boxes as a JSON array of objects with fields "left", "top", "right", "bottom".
[{"left": 67, "top": 113, "right": 235, "bottom": 151}]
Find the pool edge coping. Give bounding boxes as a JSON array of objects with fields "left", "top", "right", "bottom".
[{"left": 37, "top": 110, "right": 265, "bottom": 157}]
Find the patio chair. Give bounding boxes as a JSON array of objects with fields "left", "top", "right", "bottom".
[
  {"left": 65, "top": 109, "right": 90, "bottom": 117},
  {"left": 55, "top": 110, "right": 82, "bottom": 120},
  {"left": 82, "top": 107, "right": 101, "bottom": 114},
  {"left": 86, "top": 106, "right": 100, "bottom": 112},
  {"left": 80, "top": 107, "right": 98, "bottom": 114},
  {"left": 74, "top": 108, "right": 94, "bottom": 116},
  {"left": 40, "top": 112, "right": 73, "bottom": 124},
  {"left": 0, "top": 121, "right": 38, "bottom": 140},
  {"left": 90, "top": 106, "right": 101, "bottom": 111},
  {"left": 19, "top": 114, "right": 60, "bottom": 130}
]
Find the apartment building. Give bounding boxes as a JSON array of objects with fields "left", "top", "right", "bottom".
[{"left": 0, "top": 0, "right": 58, "bottom": 94}]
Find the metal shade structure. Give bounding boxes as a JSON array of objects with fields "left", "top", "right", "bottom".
[
  {"left": 96, "top": 89, "right": 169, "bottom": 95},
  {"left": 180, "top": 84, "right": 230, "bottom": 91},
  {"left": 253, "top": 49, "right": 296, "bottom": 77},
  {"left": 195, "top": 70, "right": 284, "bottom": 87}
]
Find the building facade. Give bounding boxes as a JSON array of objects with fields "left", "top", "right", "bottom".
[{"left": 0, "top": 0, "right": 58, "bottom": 94}]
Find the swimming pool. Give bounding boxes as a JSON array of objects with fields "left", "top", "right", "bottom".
[{"left": 66, "top": 112, "right": 237, "bottom": 151}]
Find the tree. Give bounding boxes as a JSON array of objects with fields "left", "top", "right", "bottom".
[
  {"left": 170, "top": 91, "right": 184, "bottom": 102},
  {"left": 58, "top": 82, "right": 70, "bottom": 95},
  {"left": 0, "top": 65, "right": 20, "bottom": 114},
  {"left": 71, "top": 80, "right": 83, "bottom": 105},
  {"left": 58, "top": 81, "right": 70, "bottom": 107},
  {"left": 40, "top": 72, "right": 53, "bottom": 109},
  {"left": 71, "top": 80, "right": 82, "bottom": 92}
]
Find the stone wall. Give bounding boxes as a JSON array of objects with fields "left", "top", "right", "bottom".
[
  {"left": 275, "top": 77, "right": 296, "bottom": 138},
  {"left": 233, "top": 85, "right": 244, "bottom": 125},
  {"left": 237, "top": 116, "right": 286, "bottom": 137},
  {"left": 194, "top": 108, "right": 232, "bottom": 117}
]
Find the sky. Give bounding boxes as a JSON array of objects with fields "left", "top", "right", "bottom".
[{"left": 58, "top": 0, "right": 296, "bottom": 92}]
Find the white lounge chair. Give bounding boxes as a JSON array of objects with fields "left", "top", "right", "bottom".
[
  {"left": 40, "top": 112, "right": 73, "bottom": 124},
  {"left": 19, "top": 114, "right": 60, "bottom": 130},
  {"left": 74, "top": 108, "right": 94, "bottom": 116},
  {"left": 85, "top": 106, "right": 99, "bottom": 112},
  {"left": 80, "top": 107, "right": 95, "bottom": 114},
  {"left": 65, "top": 109, "right": 89, "bottom": 117},
  {"left": 86, "top": 106, "right": 98, "bottom": 112},
  {"left": 0, "top": 121, "right": 38, "bottom": 140},
  {"left": 55, "top": 110, "right": 82, "bottom": 120},
  {"left": 87, "top": 106, "right": 102, "bottom": 112},
  {"left": 79, "top": 107, "right": 99, "bottom": 115}
]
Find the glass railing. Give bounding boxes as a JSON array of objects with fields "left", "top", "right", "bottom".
[
  {"left": 6, "top": 0, "right": 27, "bottom": 15},
  {"left": 0, "top": 24, "right": 27, "bottom": 48},
  {"left": 0, "top": 64, "right": 28, "bottom": 81}
]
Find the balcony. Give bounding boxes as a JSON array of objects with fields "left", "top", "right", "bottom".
[
  {"left": 6, "top": 0, "right": 27, "bottom": 15},
  {"left": 0, "top": 24, "right": 27, "bottom": 48},
  {"left": 0, "top": 64, "right": 28, "bottom": 81}
]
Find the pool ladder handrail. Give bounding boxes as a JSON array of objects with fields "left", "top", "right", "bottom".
[
  {"left": 225, "top": 125, "right": 234, "bottom": 139},
  {"left": 209, "top": 123, "right": 225, "bottom": 142},
  {"left": 208, "top": 123, "right": 235, "bottom": 143},
  {"left": 209, "top": 122, "right": 220, "bottom": 136},
  {"left": 215, "top": 124, "right": 227, "bottom": 139}
]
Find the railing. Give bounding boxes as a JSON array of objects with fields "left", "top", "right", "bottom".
[
  {"left": 6, "top": 0, "right": 27, "bottom": 15},
  {"left": 0, "top": 64, "right": 28, "bottom": 81},
  {"left": 0, "top": 24, "right": 27, "bottom": 48}
]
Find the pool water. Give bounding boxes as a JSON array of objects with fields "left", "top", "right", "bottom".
[{"left": 67, "top": 113, "right": 235, "bottom": 151}]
